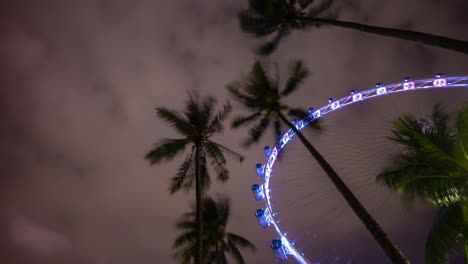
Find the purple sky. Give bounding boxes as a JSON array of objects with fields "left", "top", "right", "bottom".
[{"left": 1, "top": 0, "right": 468, "bottom": 263}]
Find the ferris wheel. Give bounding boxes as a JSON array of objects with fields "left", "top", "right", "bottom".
[{"left": 249, "top": 75, "right": 468, "bottom": 263}]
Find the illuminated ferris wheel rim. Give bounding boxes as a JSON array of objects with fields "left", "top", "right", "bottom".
[{"left": 251, "top": 75, "right": 468, "bottom": 264}]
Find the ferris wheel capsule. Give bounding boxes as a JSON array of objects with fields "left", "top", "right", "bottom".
[
  {"left": 256, "top": 163, "right": 265, "bottom": 178},
  {"left": 255, "top": 209, "right": 269, "bottom": 228},
  {"left": 434, "top": 73, "right": 447, "bottom": 87},
  {"left": 264, "top": 146, "right": 272, "bottom": 157},
  {"left": 251, "top": 184, "right": 265, "bottom": 201},
  {"left": 403, "top": 77, "right": 415, "bottom": 90},
  {"left": 271, "top": 238, "right": 288, "bottom": 262}
]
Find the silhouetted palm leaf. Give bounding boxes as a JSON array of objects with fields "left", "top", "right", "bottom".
[
  {"left": 238, "top": 0, "right": 468, "bottom": 55},
  {"left": 282, "top": 60, "right": 310, "bottom": 96},
  {"left": 173, "top": 196, "right": 256, "bottom": 263},
  {"left": 146, "top": 139, "right": 190, "bottom": 164},
  {"left": 378, "top": 103, "right": 468, "bottom": 262},
  {"left": 425, "top": 203, "right": 465, "bottom": 264}
]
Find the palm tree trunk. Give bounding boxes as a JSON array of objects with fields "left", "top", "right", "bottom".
[
  {"left": 215, "top": 240, "right": 219, "bottom": 263},
  {"left": 278, "top": 113, "right": 410, "bottom": 264},
  {"left": 300, "top": 17, "right": 468, "bottom": 54},
  {"left": 195, "top": 146, "right": 203, "bottom": 264}
]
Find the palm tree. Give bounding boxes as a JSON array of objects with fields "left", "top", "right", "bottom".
[
  {"left": 227, "top": 60, "right": 410, "bottom": 263},
  {"left": 239, "top": 0, "right": 468, "bottom": 56},
  {"left": 173, "top": 196, "right": 256, "bottom": 264},
  {"left": 145, "top": 91, "right": 244, "bottom": 264},
  {"left": 377, "top": 103, "right": 468, "bottom": 264}
]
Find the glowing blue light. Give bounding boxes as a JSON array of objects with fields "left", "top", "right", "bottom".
[
  {"left": 403, "top": 77, "right": 415, "bottom": 90},
  {"left": 280, "top": 133, "right": 290, "bottom": 148},
  {"left": 350, "top": 89, "right": 357, "bottom": 94},
  {"left": 256, "top": 209, "right": 269, "bottom": 228},
  {"left": 352, "top": 93, "right": 362, "bottom": 102},
  {"left": 313, "top": 110, "right": 321, "bottom": 119},
  {"left": 435, "top": 73, "right": 445, "bottom": 78},
  {"left": 330, "top": 101, "right": 340, "bottom": 110},
  {"left": 256, "top": 163, "right": 264, "bottom": 178},
  {"left": 264, "top": 146, "right": 271, "bottom": 157},
  {"left": 271, "top": 239, "right": 288, "bottom": 262},
  {"left": 375, "top": 82, "right": 383, "bottom": 87},
  {"left": 295, "top": 120, "right": 304, "bottom": 129},
  {"left": 251, "top": 184, "right": 264, "bottom": 201},
  {"left": 328, "top": 97, "right": 334, "bottom": 103},
  {"left": 434, "top": 77, "right": 447, "bottom": 87},
  {"left": 376, "top": 87, "right": 387, "bottom": 95}
]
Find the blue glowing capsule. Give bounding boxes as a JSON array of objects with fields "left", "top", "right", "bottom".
[
  {"left": 271, "top": 239, "right": 288, "bottom": 262},
  {"left": 251, "top": 184, "right": 264, "bottom": 201},
  {"left": 350, "top": 89, "right": 357, "bottom": 94},
  {"left": 403, "top": 77, "right": 415, "bottom": 90},
  {"left": 375, "top": 82, "right": 383, "bottom": 88},
  {"left": 264, "top": 146, "right": 271, "bottom": 157},
  {"left": 256, "top": 163, "right": 264, "bottom": 178},
  {"left": 271, "top": 238, "right": 282, "bottom": 249},
  {"left": 256, "top": 209, "right": 269, "bottom": 228},
  {"left": 328, "top": 97, "right": 334, "bottom": 103},
  {"left": 433, "top": 73, "right": 447, "bottom": 87}
]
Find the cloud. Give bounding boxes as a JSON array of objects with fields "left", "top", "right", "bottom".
[{"left": 9, "top": 213, "right": 71, "bottom": 256}]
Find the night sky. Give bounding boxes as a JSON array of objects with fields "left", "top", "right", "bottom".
[{"left": 1, "top": 0, "right": 468, "bottom": 263}]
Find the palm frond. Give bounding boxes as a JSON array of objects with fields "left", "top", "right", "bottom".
[
  {"left": 209, "top": 141, "right": 244, "bottom": 162},
  {"left": 207, "top": 101, "right": 232, "bottom": 135},
  {"left": 227, "top": 82, "right": 259, "bottom": 110},
  {"left": 145, "top": 138, "right": 190, "bottom": 164},
  {"left": 200, "top": 95, "right": 218, "bottom": 129},
  {"left": 173, "top": 231, "right": 196, "bottom": 249},
  {"left": 173, "top": 245, "right": 194, "bottom": 264},
  {"left": 204, "top": 142, "right": 229, "bottom": 182},
  {"left": 389, "top": 115, "right": 459, "bottom": 166},
  {"left": 183, "top": 90, "right": 216, "bottom": 133},
  {"left": 179, "top": 153, "right": 211, "bottom": 192},
  {"left": 231, "top": 112, "right": 263, "bottom": 128},
  {"left": 156, "top": 107, "right": 193, "bottom": 137},
  {"left": 256, "top": 28, "right": 290, "bottom": 56},
  {"left": 281, "top": 60, "right": 310, "bottom": 96},
  {"left": 227, "top": 240, "right": 246, "bottom": 264},
  {"left": 248, "top": 61, "right": 273, "bottom": 95},
  {"left": 455, "top": 103, "right": 468, "bottom": 166},
  {"left": 169, "top": 151, "right": 194, "bottom": 194},
  {"left": 227, "top": 233, "right": 257, "bottom": 251},
  {"left": 243, "top": 115, "right": 271, "bottom": 147},
  {"left": 425, "top": 203, "right": 464, "bottom": 264},
  {"left": 287, "top": 107, "right": 309, "bottom": 120},
  {"left": 174, "top": 196, "right": 254, "bottom": 264},
  {"left": 377, "top": 151, "right": 463, "bottom": 205}
]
